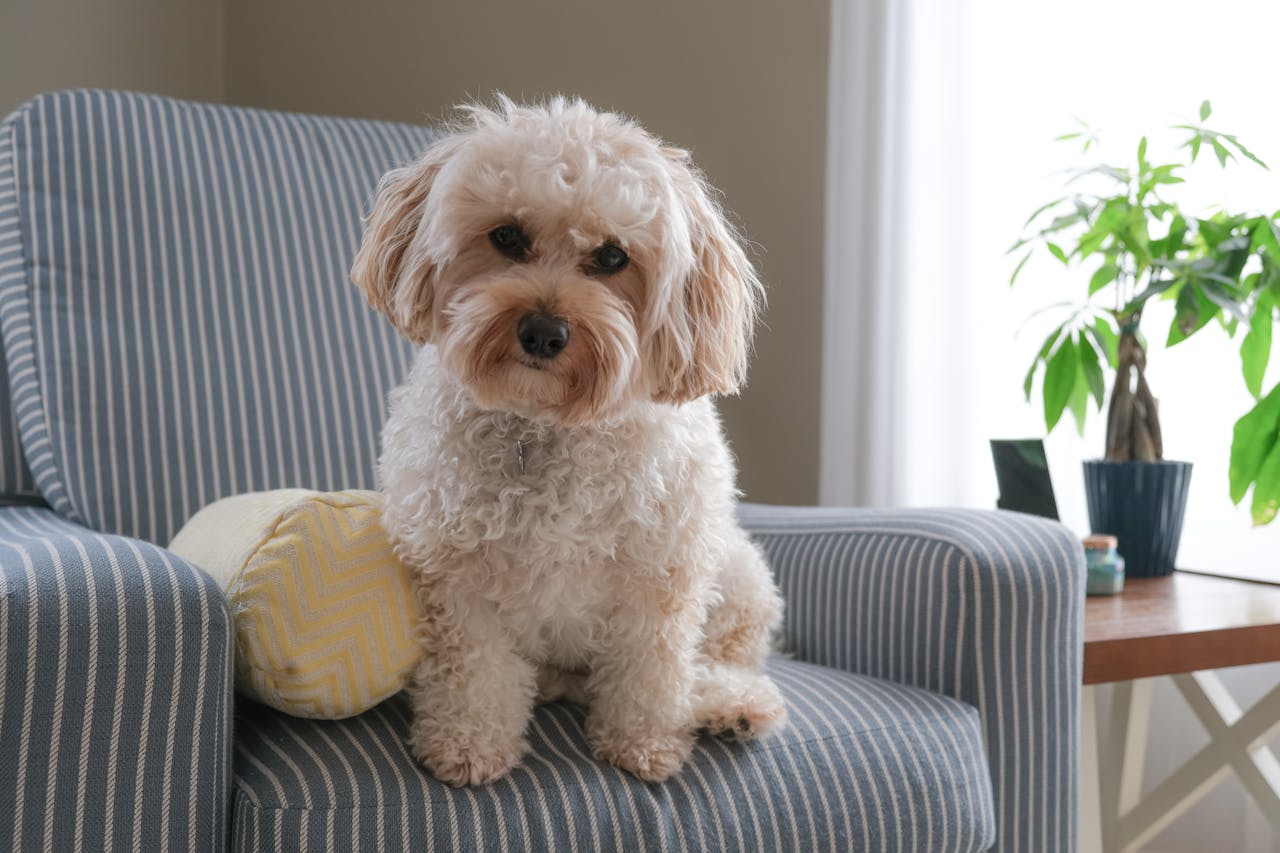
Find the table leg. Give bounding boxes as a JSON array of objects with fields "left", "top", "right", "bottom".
[
  {"left": 1103, "top": 678, "right": 1152, "bottom": 851},
  {"left": 1079, "top": 684, "right": 1103, "bottom": 853},
  {"left": 1109, "top": 673, "right": 1280, "bottom": 851},
  {"left": 1091, "top": 673, "right": 1280, "bottom": 853}
]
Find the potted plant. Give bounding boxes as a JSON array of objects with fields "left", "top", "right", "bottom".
[{"left": 1011, "top": 101, "right": 1280, "bottom": 575}]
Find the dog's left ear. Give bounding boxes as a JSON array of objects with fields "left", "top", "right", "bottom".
[
  {"left": 351, "top": 136, "right": 462, "bottom": 343},
  {"left": 650, "top": 150, "right": 765, "bottom": 403}
]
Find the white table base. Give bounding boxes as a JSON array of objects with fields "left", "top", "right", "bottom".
[{"left": 1078, "top": 674, "right": 1280, "bottom": 852}]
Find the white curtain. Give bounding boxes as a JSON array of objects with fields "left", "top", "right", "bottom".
[
  {"left": 823, "top": 10, "right": 1280, "bottom": 848},
  {"left": 819, "top": 0, "right": 970, "bottom": 508}
]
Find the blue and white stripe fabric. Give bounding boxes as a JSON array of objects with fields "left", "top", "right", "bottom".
[
  {"left": 0, "top": 119, "right": 41, "bottom": 504},
  {"left": 0, "top": 89, "right": 431, "bottom": 543},
  {"left": 231, "top": 657, "right": 995, "bottom": 852},
  {"left": 740, "top": 504, "right": 1085, "bottom": 853},
  {"left": 0, "top": 505, "right": 233, "bottom": 851}
]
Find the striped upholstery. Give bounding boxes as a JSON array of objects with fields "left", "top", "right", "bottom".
[
  {"left": 0, "top": 505, "right": 233, "bottom": 851},
  {"left": 0, "top": 364, "right": 40, "bottom": 502},
  {"left": 0, "top": 89, "right": 433, "bottom": 544},
  {"left": 739, "top": 504, "right": 1085, "bottom": 853},
  {"left": 231, "top": 657, "right": 995, "bottom": 852},
  {"left": 0, "top": 121, "right": 40, "bottom": 502}
]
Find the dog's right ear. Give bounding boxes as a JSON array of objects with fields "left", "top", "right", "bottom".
[{"left": 351, "top": 137, "right": 460, "bottom": 343}]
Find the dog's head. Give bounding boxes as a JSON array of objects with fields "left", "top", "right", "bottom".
[{"left": 351, "top": 95, "right": 763, "bottom": 426}]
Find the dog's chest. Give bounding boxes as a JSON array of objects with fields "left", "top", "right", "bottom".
[
  {"left": 453, "top": 417, "right": 689, "bottom": 658},
  {"left": 464, "top": 416, "right": 672, "bottom": 556}
]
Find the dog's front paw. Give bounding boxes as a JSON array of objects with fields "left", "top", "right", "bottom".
[
  {"left": 589, "top": 728, "right": 694, "bottom": 783},
  {"left": 410, "top": 730, "right": 528, "bottom": 787}
]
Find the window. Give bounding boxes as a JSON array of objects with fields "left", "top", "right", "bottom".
[{"left": 907, "top": 0, "right": 1280, "bottom": 573}]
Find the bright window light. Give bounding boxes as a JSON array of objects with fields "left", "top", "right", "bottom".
[{"left": 916, "top": 0, "right": 1280, "bottom": 572}]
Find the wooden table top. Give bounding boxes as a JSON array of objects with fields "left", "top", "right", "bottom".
[{"left": 1083, "top": 571, "right": 1280, "bottom": 684}]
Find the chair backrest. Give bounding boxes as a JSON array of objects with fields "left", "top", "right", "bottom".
[
  {"left": 0, "top": 89, "right": 438, "bottom": 543},
  {"left": 0, "top": 146, "right": 42, "bottom": 505}
]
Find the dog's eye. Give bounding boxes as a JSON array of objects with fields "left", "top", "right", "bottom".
[
  {"left": 489, "top": 225, "right": 529, "bottom": 261},
  {"left": 591, "top": 244, "right": 629, "bottom": 274}
]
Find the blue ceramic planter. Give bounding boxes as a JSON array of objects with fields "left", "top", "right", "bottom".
[{"left": 1082, "top": 460, "right": 1192, "bottom": 577}]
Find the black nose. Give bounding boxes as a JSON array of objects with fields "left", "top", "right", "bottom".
[{"left": 517, "top": 313, "right": 570, "bottom": 359}]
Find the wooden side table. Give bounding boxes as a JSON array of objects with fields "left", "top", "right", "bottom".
[{"left": 1080, "top": 572, "right": 1280, "bottom": 852}]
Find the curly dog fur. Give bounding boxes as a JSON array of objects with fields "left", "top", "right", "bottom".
[{"left": 352, "top": 95, "right": 786, "bottom": 786}]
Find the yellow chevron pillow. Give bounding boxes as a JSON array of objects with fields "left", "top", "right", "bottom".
[{"left": 169, "top": 490, "right": 419, "bottom": 719}]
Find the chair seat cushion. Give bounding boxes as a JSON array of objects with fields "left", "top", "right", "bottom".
[{"left": 231, "top": 658, "right": 995, "bottom": 852}]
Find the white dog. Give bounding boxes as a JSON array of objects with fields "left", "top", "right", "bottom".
[{"left": 351, "top": 96, "right": 787, "bottom": 786}]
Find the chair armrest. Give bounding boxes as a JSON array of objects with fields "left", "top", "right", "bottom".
[
  {"left": 0, "top": 507, "right": 232, "bottom": 852},
  {"left": 740, "top": 503, "right": 1085, "bottom": 853}
]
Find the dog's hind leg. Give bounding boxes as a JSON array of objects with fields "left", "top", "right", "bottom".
[
  {"left": 701, "top": 532, "right": 782, "bottom": 669},
  {"left": 692, "top": 660, "right": 788, "bottom": 741},
  {"left": 692, "top": 531, "right": 788, "bottom": 740}
]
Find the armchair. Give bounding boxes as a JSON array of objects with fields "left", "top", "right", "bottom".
[{"left": 0, "top": 89, "right": 1083, "bottom": 852}]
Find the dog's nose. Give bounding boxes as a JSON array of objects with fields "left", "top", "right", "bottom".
[{"left": 517, "top": 313, "right": 570, "bottom": 359}]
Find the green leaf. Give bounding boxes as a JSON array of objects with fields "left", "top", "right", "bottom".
[
  {"left": 1123, "top": 276, "right": 1178, "bottom": 315},
  {"left": 1024, "top": 325, "right": 1066, "bottom": 400},
  {"left": 1041, "top": 212, "right": 1086, "bottom": 235},
  {"left": 1242, "top": 290, "right": 1274, "bottom": 398},
  {"left": 1229, "top": 382, "right": 1280, "bottom": 505},
  {"left": 1046, "top": 242, "right": 1068, "bottom": 264},
  {"left": 1199, "top": 215, "right": 1238, "bottom": 247},
  {"left": 1150, "top": 164, "right": 1184, "bottom": 185},
  {"left": 1252, "top": 218, "right": 1280, "bottom": 261},
  {"left": 1212, "top": 138, "right": 1233, "bottom": 167},
  {"left": 1224, "top": 134, "right": 1269, "bottom": 170},
  {"left": 1173, "top": 284, "right": 1199, "bottom": 328},
  {"left": 1122, "top": 206, "right": 1152, "bottom": 265},
  {"left": 1068, "top": 164, "right": 1130, "bottom": 185},
  {"left": 1153, "top": 214, "right": 1189, "bottom": 259},
  {"left": 1089, "top": 264, "right": 1120, "bottom": 295},
  {"left": 1200, "top": 280, "right": 1248, "bottom": 323},
  {"left": 1089, "top": 316, "right": 1120, "bottom": 367},
  {"left": 1200, "top": 100, "right": 1212, "bottom": 122},
  {"left": 1079, "top": 198, "right": 1129, "bottom": 259},
  {"left": 1043, "top": 337, "right": 1077, "bottom": 433},
  {"left": 1025, "top": 335, "right": 1050, "bottom": 397},
  {"left": 1266, "top": 254, "right": 1280, "bottom": 303},
  {"left": 1190, "top": 135, "right": 1203, "bottom": 163},
  {"left": 1068, "top": 368, "right": 1090, "bottom": 436},
  {"left": 1167, "top": 284, "right": 1217, "bottom": 346},
  {"left": 1021, "top": 196, "right": 1068, "bottom": 230},
  {"left": 1010, "top": 249, "right": 1033, "bottom": 287},
  {"left": 1253, "top": 438, "right": 1280, "bottom": 525},
  {"left": 1078, "top": 333, "right": 1106, "bottom": 408}
]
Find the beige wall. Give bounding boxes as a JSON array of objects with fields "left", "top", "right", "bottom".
[
  {"left": 224, "top": 0, "right": 829, "bottom": 505},
  {"left": 1, "top": 0, "right": 828, "bottom": 504},
  {"left": 0, "top": 0, "right": 224, "bottom": 118}
]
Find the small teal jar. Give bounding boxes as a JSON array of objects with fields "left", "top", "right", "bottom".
[{"left": 1083, "top": 534, "right": 1125, "bottom": 596}]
